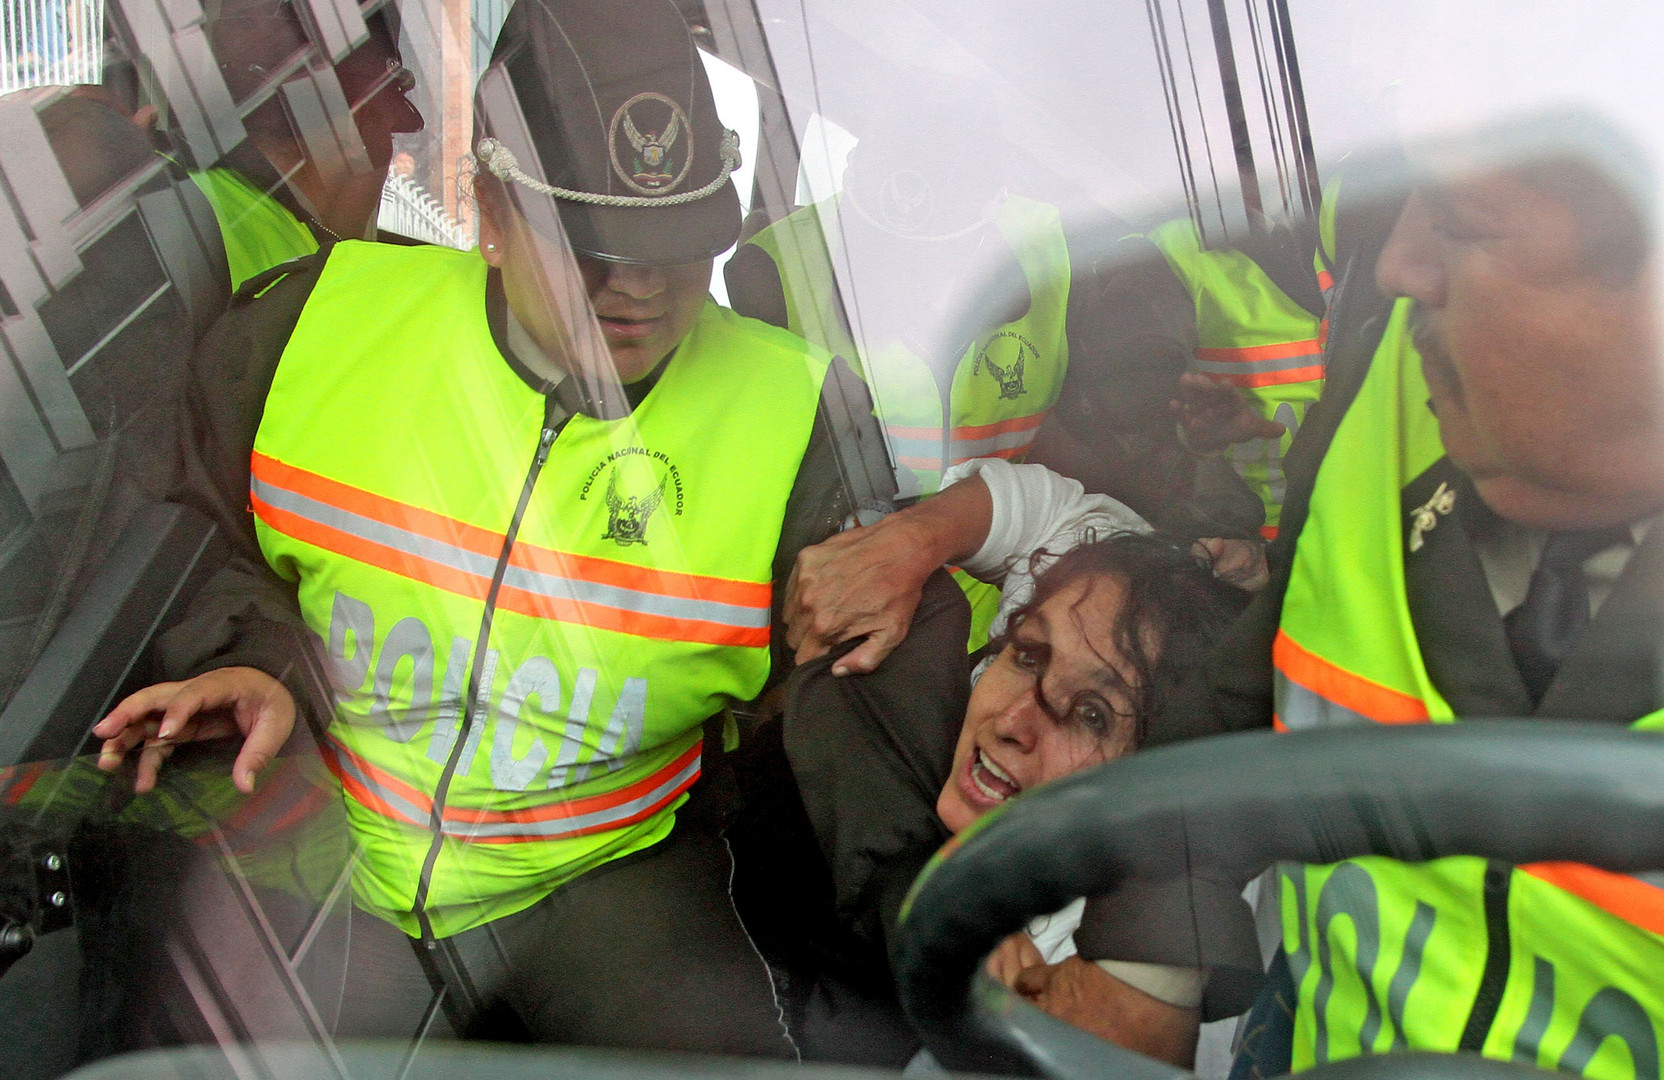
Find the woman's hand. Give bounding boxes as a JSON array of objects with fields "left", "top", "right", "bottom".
[
  {"left": 784, "top": 515, "right": 944, "bottom": 674},
  {"left": 785, "top": 476, "right": 994, "bottom": 675},
  {"left": 1197, "top": 536, "right": 1270, "bottom": 591},
  {"left": 93, "top": 667, "right": 296, "bottom": 794},
  {"left": 1172, "top": 372, "right": 1286, "bottom": 453},
  {"left": 1014, "top": 956, "right": 1201, "bottom": 1067},
  {"left": 985, "top": 931, "right": 1046, "bottom": 987}
]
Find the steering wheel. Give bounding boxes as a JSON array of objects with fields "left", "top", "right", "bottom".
[{"left": 891, "top": 721, "right": 1664, "bottom": 1079}]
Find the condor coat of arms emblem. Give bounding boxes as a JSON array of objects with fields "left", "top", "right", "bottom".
[
  {"left": 602, "top": 468, "right": 669, "bottom": 547},
  {"left": 974, "top": 332, "right": 1035, "bottom": 400},
  {"left": 609, "top": 92, "right": 694, "bottom": 195}
]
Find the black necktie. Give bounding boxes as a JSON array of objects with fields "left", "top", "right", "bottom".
[{"left": 1504, "top": 527, "right": 1630, "bottom": 703}]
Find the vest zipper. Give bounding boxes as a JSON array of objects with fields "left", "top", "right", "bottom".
[
  {"left": 410, "top": 397, "right": 563, "bottom": 950},
  {"left": 1456, "top": 859, "right": 1514, "bottom": 1052}
]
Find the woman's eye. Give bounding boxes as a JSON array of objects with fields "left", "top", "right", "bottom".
[
  {"left": 1069, "top": 695, "right": 1114, "bottom": 736},
  {"left": 1010, "top": 642, "right": 1045, "bottom": 672}
]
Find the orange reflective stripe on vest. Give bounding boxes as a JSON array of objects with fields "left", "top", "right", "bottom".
[
  {"left": 1519, "top": 862, "right": 1664, "bottom": 937},
  {"left": 251, "top": 451, "right": 772, "bottom": 649},
  {"left": 1196, "top": 334, "right": 1326, "bottom": 388},
  {"left": 1272, "top": 628, "right": 1432, "bottom": 731},
  {"left": 0, "top": 761, "right": 46, "bottom": 806},
  {"left": 325, "top": 734, "right": 702, "bottom": 844},
  {"left": 884, "top": 411, "right": 1050, "bottom": 471}
]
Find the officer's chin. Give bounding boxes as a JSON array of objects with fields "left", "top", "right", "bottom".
[{"left": 1469, "top": 470, "right": 1643, "bottom": 532}]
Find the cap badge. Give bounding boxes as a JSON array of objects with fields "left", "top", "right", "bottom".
[
  {"left": 611, "top": 92, "right": 693, "bottom": 195},
  {"left": 878, "top": 168, "right": 936, "bottom": 234}
]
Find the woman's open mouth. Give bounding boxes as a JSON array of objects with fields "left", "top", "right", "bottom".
[{"left": 967, "top": 747, "right": 1021, "bottom": 804}]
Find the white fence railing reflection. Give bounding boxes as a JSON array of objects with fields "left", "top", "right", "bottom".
[
  {"left": 378, "top": 172, "right": 471, "bottom": 250},
  {"left": 1, "top": 0, "right": 101, "bottom": 94}
]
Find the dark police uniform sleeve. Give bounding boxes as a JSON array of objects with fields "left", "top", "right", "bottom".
[
  {"left": 154, "top": 255, "right": 330, "bottom": 713},
  {"left": 155, "top": 246, "right": 860, "bottom": 710}
]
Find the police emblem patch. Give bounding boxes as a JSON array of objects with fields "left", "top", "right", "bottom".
[
  {"left": 609, "top": 92, "right": 693, "bottom": 195},
  {"left": 877, "top": 168, "right": 936, "bottom": 234},
  {"left": 580, "top": 447, "right": 686, "bottom": 547},
  {"left": 973, "top": 331, "right": 1036, "bottom": 400}
]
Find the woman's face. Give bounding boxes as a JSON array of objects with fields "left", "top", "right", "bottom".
[{"left": 937, "top": 575, "right": 1145, "bottom": 833}]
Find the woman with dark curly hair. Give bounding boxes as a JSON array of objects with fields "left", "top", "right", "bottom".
[
  {"left": 782, "top": 479, "right": 1264, "bottom": 1067},
  {"left": 932, "top": 531, "right": 1252, "bottom": 1066},
  {"left": 939, "top": 532, "right": 1251, "bottom": 835}
]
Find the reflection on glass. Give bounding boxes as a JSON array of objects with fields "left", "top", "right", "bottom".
[{"left": 4, "top": 1, "right": 1664, "bottom": 1078}]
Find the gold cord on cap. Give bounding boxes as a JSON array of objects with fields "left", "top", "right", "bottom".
[{"left": 475, "top": 132, "right": 742, "bottom": 207}]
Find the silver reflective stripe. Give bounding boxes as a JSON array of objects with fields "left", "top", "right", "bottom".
[
  {"left": 884, "top": 433, "right": 943, "bottom": 461},
  {"left": 504, "top": 563, "right": 768, "bottom": 629},
  {"left": 1274, "top": 671, "right": 1376, "bottom": 729},
  {"left": 330, "top": 743, "right": 432, "bottom": 825},
  {"left": 332, "top": 738, "right": 701, "bottom": 840},
  {"left": 1513, "top": 958, "right": 1558, "bottom": 1066},
  {"left": 1386, "top": 901, "right": 1437, "bottom": 1052},
  {"left": 255, "top": 476, "right": 767, "bottom": 630},
  {"left": 1313, "top": 862, "right": 1386, "bottom": 1061},
  {"left": 1558, "top": 986, "right": 1660, "bottom": 1079},
  {"left": 439, "top": 752, "right": 701, "bottom": 840},
  {"left": 255, "top": 475, "right": 501, "bottom": 577},
  {"left": 1195, "top": 351, "right": 1322, "bottom": 376}
]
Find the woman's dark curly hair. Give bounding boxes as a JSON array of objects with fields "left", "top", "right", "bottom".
[{"left": 991, "top": 530, "right": 1252, "bottom": 747}]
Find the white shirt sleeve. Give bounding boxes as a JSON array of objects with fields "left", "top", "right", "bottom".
[
  {"left": 941, "top": 458, "right": 1149, "bottom": 640},
  {"left": 1024, "top": 897, "right": 1206, "bottom": 1009},
  {"left": 1094, "top": 959, "right": 1207, "bottom": 1009}
]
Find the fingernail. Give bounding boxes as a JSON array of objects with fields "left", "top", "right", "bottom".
[{"left": 831, "top": 665, "right": 848, "bottom": 677}]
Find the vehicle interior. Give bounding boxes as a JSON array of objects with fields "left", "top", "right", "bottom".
[{"left": 1, "top": 0, "right": 1661, "bottom": 1078}]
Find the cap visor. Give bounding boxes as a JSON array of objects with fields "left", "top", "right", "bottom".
[{"left": 554, "top": 180, "right": 742, "bottom": 264}]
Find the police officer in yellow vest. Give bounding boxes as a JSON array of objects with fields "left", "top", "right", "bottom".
[
  {"left": 196, "top": 1, "right": 424, "bottom": 288},
  {"left": 93, "top": 0, "right": 869, "bottom": 1056},
  {"left": 728, "top": 83, "right": 1265, "bottom": 652},
  {"left": 727, "top": 82, "right": 1073, "bottom": 650},
  {"left": 1144, "top": 217, "right": 1328, "bottom": 539},
  {"left": 1211, "top": 117, "right": 1664, "bottom": 1080}
]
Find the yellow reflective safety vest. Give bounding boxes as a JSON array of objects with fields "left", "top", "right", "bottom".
[
  {"left": 252, "top": 241, "right": 827, "bottom": 936},
  {"left": 1274, "top": 299, "right": 1664, "bottom": 1079},
  {"left": 1147, "top": 219, "right": 1326, "bottom": 538},
  {"left": 1314, "top": 177, "right": 1341, "bottom": 309},
  {"left": 189, "top": 167, "right": 320, "bottom": 290},
  {"left": 748, "top": 195, "right": 1071, "bottom": 646}
]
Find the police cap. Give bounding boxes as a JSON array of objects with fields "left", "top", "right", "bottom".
[{"left": 477, "top": 0, "right": 742, "bottom": 265}]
